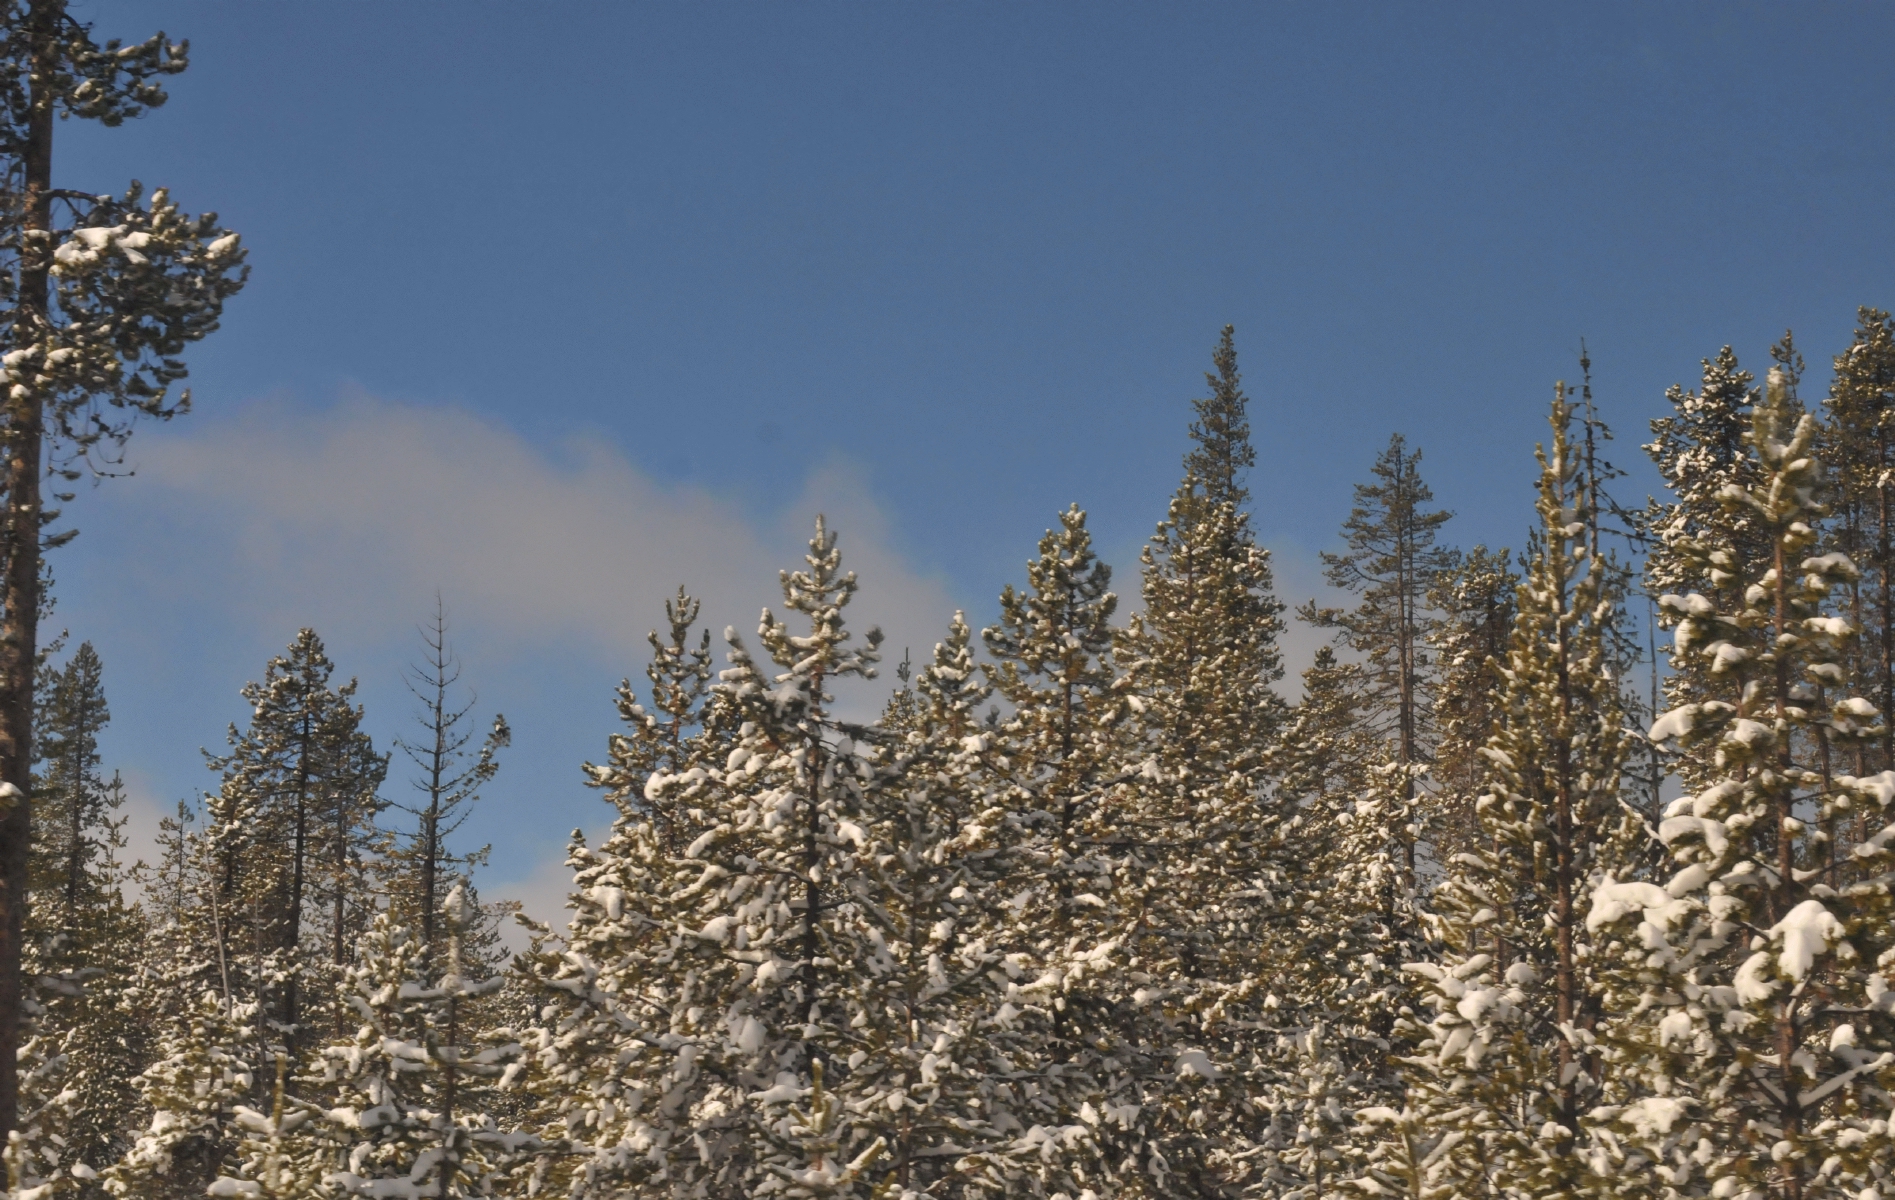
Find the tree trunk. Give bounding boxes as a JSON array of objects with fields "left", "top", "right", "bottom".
[
  {"left": 286, "top": 713, "right": 310, "bottom": 1029},
  {"left": 422, "top": 667, "right": 445, "bottom": 961},
  {"left": 1878, "top": 452, "right": 1891, "bottom": 773},
  {"left": 1770, "top": 527, "right": 1805, "bottom": 1200},
  {"left": 802, "top": 665, "right": 826, "bottom": 1027},
  {"left": 1552, "top": 543, "right": 1580, "bottom": 1152},
  {"left": 0, "top": 0, "right": 58, "bottom": 1160}
]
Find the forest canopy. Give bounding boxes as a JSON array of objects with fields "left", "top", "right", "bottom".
[
  {"left": 22, "top": 310, "right": 1895, "bottom": 1200},
  {"left": 3, "top": 4, "right": 1895, "bottom": 1200}
]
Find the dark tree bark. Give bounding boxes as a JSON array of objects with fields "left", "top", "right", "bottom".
[{"left": 0, "top": 0, "right": 58, "bottom": 1158}]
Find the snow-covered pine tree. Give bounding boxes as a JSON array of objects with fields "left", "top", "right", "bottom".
[
  {"left": 864, "top": 611, "right": 1096, "bottom": 1195},
  {"left": 1588, "top": 365, "right": 1893, "bottom": 1200},
  {"left": 980, "top": 506, "right": 1157, "bottom": 1193},
  {"left": 585, "top": 586, "right": 721, "bottom": 860},
  {"left": 1427, "top": 546, "right": 1519, "bottom": 856},
  {"left": 104, "top": 990, "right": 262, "bottom": 1200},
  {"left": 1641, "top": 346, "right": 1769, "bottom": 793},
  {"left": 1823, "top": 308, "right": 1895, "bottom": 781},
  {"left": 1255, "top": 653, "right": 1424, "bottom": 1200},
  {"left": 1341, "top": 1103, "right": 1450, "bottom": 1200},
  {"left": 1399, "top": 385, "right": 1633, "bottom": 1200},
  {"left": 6, "top": 936, "right": 91, "bottom": 1200},
  {"left": 202, "top": 630, "right": 386, "bottom": 1038},
  {"left": 385, "top": 600, "right": 509, "bottom": 976},
  {"left": 0, "top": 0, "right": 248, "bottom": 1151},
  {"left": 113, "top": 792, "right": 284, "bottom": 1200},
  {"left": 30, "top": 889, "right": 143, "bottom": 1193},
  {"left": 1571, "top": 345, "right": 1669, "bottom": 841},
  {"left": 676, "top": 518, "right": 1048, "bottom": 1196},
  {"left": 1119, "top": 324, "right": 1285, "bottom": 783},
  {"left": 1298, "top": 435, "right": 1455, "bottom": 872},
  {"left": 18, "top": 642, "right": 146, "bottom": 1182},
  {"left": 1109, "top": 326, "right": 1297, "bottom": 1195},
  {"left": 29, "top": 644, "right": 120, "bottom": 935},
  {"left": 273, "top": 889, "right": 529, "bottom": 1200},
  {"left": 517, "top": 587, "right": 732, "bottom": 1197},
  {"left": 1272, "top": 650, "right": 1377, "bottom": 816},
  {"left": 530, "top": 524, "right": 1052, "bottom": 1197}
]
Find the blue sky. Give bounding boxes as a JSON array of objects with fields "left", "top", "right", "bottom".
[{"left": 46, "top": 1, "right": 1895, "bottom": 920}]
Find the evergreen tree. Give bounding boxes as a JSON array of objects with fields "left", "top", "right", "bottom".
[
  {"left": 526, "top": 525, "right": 1066, "bottom": 1197},
  {"left": 1272, "top": 650, "right": 1378, "bottom": 813},
  {"left": 0, "top": 1, "right": 248, "bottom": 1148},
  {"left": 1823, "top": 308, "right": 1895, "bottom": 779},
  {"left": 202, "top": 630, "right": 386, "bottom": 1037},
  {"left": 1299, "top": 434, "right": 1455, "bottom": 870},
  {"left": 1642, "top": 346, "right": 1769, "bottom": 792},
  {"left": 105, "top": 991, "right": 262, "bottom": 1200},
  {"left": 1259, "top": 654, "right": 1423, "bottom": 1200},
  {"left": 1120, "top": 324, "right": 1285, "bottom": 770},
  {"left": 5, "top": 936, "right": 89, "bottom": 1200},
  {"left": 1400, "top": 386, "right": 1633, "bottom": 1200},
  {"left": 114, "top": 794, "right": 278, "bottom": 1200},
  {"left": 38, "top": 896, "right": 143, "bottom": 1191},
  {"left": 865, "top": 612, "right": 1087, "bottom": 1195},
  {"left": 15, "top": 641, "right": 145, "bottom": 1183},
  {"left": 287, "top": 890, "right": 529, "bottom": 1200},
  {"left": 1112, "top": 326, "right": 1304, "bottom": 1194},
  {"left": 518, "top": 588, "right": 732, "bottom": 1197},
  {"left": 980, "top": 506, "right": 1152, "bottom": 1191},
  {"left": 386, "top": 600, "right": 509, "bottom": 973},
  {"left": 583, "top": 586, "right": 719, "bottom": 861},
  {"left": 1426, "top": 546, "right": 1518, "bottom": 855},
  {"left": 1590, "top": 366, "right": 1890, "bottom": 1200},
  {"left": 29, "top": 643, "right": 120, "bottom": 935}
]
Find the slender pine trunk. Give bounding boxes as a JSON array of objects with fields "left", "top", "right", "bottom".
[
  {"left": 0, "top": 2, "right": 58, "bottom": 1156},
  {"left": 1770, "top": 527, "right": 1805, "bottom": 1200}
]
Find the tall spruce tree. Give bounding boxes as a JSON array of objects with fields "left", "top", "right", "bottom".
[
  {"left": 1112, "top": 326, "right": 1295, "bottom": 1195},
  {"left": 1823, "top": 308, "right": 1895, "bottom": 779},
  {"left": 1399, "top": 387, "right": 1634, "bottom": 1200},
  {"left": 1299, "top": 434, "right": 1455, "bottom": 870},
  {"left": 1119, "top": 324, "right": 1285, "bottom": 770},
  {"left": 1642, "top": 346, "right": 1768, "bottom": 793},
  {"left": 28, "top": 642, "right": 119, "bottom": 934},
  {"left": 0, "top": 2, "right": 247, "bottom": 1149},
  {"left": 202, "top": 630, "right": 385, "bottom": 1037},
  {"left": 1426, "top": 545, "right": 1519, "bottom": 855},
  {"left": 1590, "top": 366, "right": 1891, "bottom": 1200}
]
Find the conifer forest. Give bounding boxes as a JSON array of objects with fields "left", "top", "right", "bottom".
[{"left": 6, "top": 4, "right": 1895, "bottom": 1200}]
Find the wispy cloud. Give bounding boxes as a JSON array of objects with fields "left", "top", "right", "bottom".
[
  {"left": 66, "top": 391, "right": 961, "bottom": 916},
  {"left": 102, "top": 392, "right": 954, "bottom": 664}
]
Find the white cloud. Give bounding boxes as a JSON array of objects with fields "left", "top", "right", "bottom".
[
  {"left": 76, "top": 391, "right": 961, "bottom": 916},
  {"left": 491, "top": 833, "right": 589, "bottom": 952},
  {"left": 1266, "top": 538, "right": 1351, "bottom": 699},
  {"left": 113, "top": 392, "right": 956, "bottom": 671},
  {"left": 114, "top": 767, "right": 177, "bottom": 882}
]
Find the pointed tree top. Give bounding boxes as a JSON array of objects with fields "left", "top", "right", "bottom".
[{"left": 1185, "top": 324, "right": 1256, "bottom": 509}]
